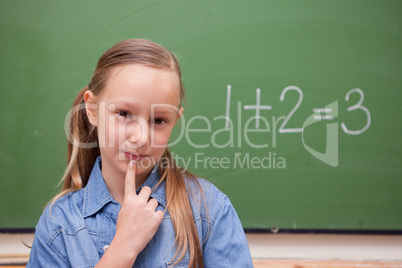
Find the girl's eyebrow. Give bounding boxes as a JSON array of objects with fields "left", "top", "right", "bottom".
[
  {"left": 111, "top": 100, "right": 180, "bottom": 115},
  {"left": 151, "top": 106, "right": 181, "bottom": 116}
]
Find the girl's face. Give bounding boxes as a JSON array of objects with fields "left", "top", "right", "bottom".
[{"left": 85, "top": 64, "right": 183, "bottom": 184}]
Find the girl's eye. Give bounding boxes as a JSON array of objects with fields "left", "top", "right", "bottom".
[
  {"left": 117, "top": 111, "right": 130, "bottom": 118},
  {"left": 153, "top": 118, "right": 167, "bottom": 125}
]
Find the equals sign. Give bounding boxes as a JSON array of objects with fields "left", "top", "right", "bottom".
[{"left": 312, "top": 108, "right": 335, "bottom": 120}]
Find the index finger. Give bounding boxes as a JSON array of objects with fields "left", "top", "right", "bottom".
[{"left": 124, "top": 160, "right": 137, "bottom": 197}]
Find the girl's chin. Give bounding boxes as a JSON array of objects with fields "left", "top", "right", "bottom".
[
  {"left": 134, "top": 167, "right": 154, "bottom": 182},
  {"left": 133, "top": 162, "right": 155, "bottom": 173}
]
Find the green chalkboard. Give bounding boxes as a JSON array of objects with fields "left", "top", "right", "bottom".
[{"left": 1, "top": 0, "right": 401, "bottom": 231}]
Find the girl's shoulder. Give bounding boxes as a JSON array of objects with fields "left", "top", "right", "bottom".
[
  {"left": 35, "top": 188, "right": 86, "bottom": 241},
  {"left": 185, "top": 176, "right": 226, "bottom": 201},
  {"left": 185, "top": 176, "right": 233, "bottom": 223}
]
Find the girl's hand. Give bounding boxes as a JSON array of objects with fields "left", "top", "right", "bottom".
[
  {"left": 96, "top": 161, "right": 164, "bottom": 267},
  {"left": 115, "top": 160, "right": 164, "bottom": 254}
]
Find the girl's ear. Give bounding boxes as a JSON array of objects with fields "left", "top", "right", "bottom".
[
  {"left": 176, "top": 107, "right": 184, "bottom": 121},
  {"left": 84, "top": 90, "right": 98, "bottom": 126}
]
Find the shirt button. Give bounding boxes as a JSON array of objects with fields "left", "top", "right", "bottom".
[{"left": 103, "top": 244, "right": 109, "bottom": 251}]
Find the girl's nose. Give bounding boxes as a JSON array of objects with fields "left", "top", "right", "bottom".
[{"left": 126, "top": 117, "right": 149, "bottom": 147}]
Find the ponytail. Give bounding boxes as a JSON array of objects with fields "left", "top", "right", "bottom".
[
  {"left": 50, "top": 85, "right": 100, "bottom": 208},
  {"left": 158, "top": 149, "right": 204, "bottom": 268}
]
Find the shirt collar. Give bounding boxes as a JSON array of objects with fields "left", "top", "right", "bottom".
[{"left": 82, "top": 156, "right": 167, "bottom": 218}]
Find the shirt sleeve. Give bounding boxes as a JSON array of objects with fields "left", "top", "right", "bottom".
[
  {"left": 27, "top": 226, "right": 70, "bottom": 268},
  {"left": 202, "top": 196, "right": 254, "bottom": 267}
]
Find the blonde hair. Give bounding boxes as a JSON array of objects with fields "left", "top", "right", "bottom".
[{"left": 53, "top": 39, "right": 204, "bottom": 267}]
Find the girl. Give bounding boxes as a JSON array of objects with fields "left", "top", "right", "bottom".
[{"left": 27, "top": 39, "right": 253, "bottom": 267}]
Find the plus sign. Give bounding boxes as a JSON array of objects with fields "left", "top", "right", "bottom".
[{"left": 244, "top": 88, "right": 272, "bottom": 129}]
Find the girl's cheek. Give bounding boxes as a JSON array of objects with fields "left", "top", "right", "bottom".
[
  {"left": 151, "top": 128, "right": 172, "bottom": 147},
  {"left": 117, "top": 122, "right": 125, "bottom": 143},
  {"left": 151, "top": 136, "right": 167, "bottom": 147},
  {"left": 103, "top": 119, "right": 120, "bottom": 148}
]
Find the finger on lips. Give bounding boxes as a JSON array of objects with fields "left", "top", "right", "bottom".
[{"left": 125, "top": 160, "right": 137, "bottom": 196}]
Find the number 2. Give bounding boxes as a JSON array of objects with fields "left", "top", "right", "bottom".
[{"left": 279, "top": 86, "right": 303, "bottom": 133}]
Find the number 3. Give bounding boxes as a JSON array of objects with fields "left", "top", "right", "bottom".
[{"left": 341, "top": 88, "right": 371, "bottom": 135}]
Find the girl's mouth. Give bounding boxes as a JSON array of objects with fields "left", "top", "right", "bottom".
[{"left": 124, "top": 152, "right": 148, "bottom": 161}]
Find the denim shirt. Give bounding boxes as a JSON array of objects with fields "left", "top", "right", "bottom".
[{"left": 27, "top": 157, "right": 253, "bottom": 267}]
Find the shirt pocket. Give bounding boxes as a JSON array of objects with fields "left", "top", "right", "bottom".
[{"left": 166, "top": 259, "right": 189, "bottom": 268}]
